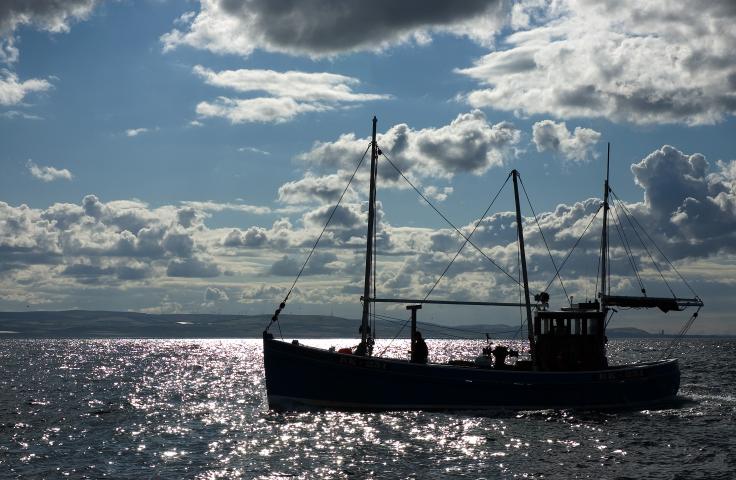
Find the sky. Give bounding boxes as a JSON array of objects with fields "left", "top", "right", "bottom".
[{"left": 1, "top": 0, "right": 735, "bottom": 334}]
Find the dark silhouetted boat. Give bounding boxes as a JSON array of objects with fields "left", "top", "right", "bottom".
[{"left": 263, "top": 117, "right": 703, "bottom": 411}]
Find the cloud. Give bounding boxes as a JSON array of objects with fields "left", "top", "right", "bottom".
[
  {"left": 196, "top": 96, "right": 326, "bottom": 124},
  {"left": 630, "top": 145, "right": 736, "bottom": 258},
  {"left": 61, "top": 262, "right": 151, "bottom": 283},
  {"left": 269, "top": 251, "right": 338, "bottom": 276},
  {"left": 204, "top": 286, "right": 229, "bottom": 302},
  {"left": 179, "top": 200, "right": 285, "bottom": 215},
  {"left": 278, "top": 172, "right": 353, "bottom": 205},
  {"left": 125, "top": 127, "right": 150, "bottom": 137},
  {"left": 241, "top": 283, "right": 285, "bottom": 304},
  {"left": 0, "top": 69, "right": 52, "bottom": 105},
  {"left": 222, "top": 227, "right": 268, "bottom": 248},
  {"left": 26, "top": 160, "right": 73, "bottom": 182},
  {"left": 239, "top": 146, "right": 270, "bottom": 155},
  {"left": 423, "top": 186, "right": 454, "bottom": 202},
  {"left": 0, "top": 0, "right": 99, "bottom": 63},
  {"left": 162, "top": 0, "right": 506, "bottom": 58},
  {"left": 299, "top": 110, "right": 521, "bottom": 184},
  {"left": 2, "top": 144, "right": 735, "bottom": 310},
  {"left": 194, "top": 65, "right": 388, "bottom": 103},
  {"left": 458, "top": 0, "right": 736, "bottom": 125},
  {"left": 193, "top": 66, "right": 389, "bottom": 124},
  {"left": 532, "top": 120, "right": 601, "bottom": 163},
  {"left": 167, "top": 256, "right": 220, "bottom": 278}
]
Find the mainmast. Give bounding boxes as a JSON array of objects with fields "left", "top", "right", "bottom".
[
  {"left": 599, "top": 143, "right": 610, "bottom": 311},
  {"left": 360, "top": 116, "right": 378, "bottom": 347},
  {"left": 511, "top": 170, "right": 534, "bottom": 352}
]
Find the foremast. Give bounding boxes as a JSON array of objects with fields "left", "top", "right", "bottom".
[
  {"left": 599, "top": 143, "right": 611, "bottom": 312},
  {"left": 360, "top": 116, "right": 379, "bottom": 351},
  {"left": 511, "top": 170, "right": 534, "bottom": 356}
]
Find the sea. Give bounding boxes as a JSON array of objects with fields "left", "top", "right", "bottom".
[{"left": 1, "top": 338, "right": 734, "bottom": 479}]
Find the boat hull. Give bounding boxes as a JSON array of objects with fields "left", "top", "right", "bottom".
[{"left": 263, "top": 337, "right": 680, "bottom": 411}]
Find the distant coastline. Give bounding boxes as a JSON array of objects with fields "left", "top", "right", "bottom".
[{"left": 0, "top": 310, "right": 731, "bottom": 339}]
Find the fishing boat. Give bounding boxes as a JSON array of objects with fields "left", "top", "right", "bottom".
[{"left": 262, "top": 117, "right": 703, "bottom": 411}]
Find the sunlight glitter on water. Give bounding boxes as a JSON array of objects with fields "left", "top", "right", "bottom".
[{"left": 0, "top": 338, "right": 735, "bottom": 478}]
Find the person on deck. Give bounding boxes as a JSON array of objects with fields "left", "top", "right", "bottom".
[{"left": 411, "top": 331, "right": 429, "bottom": 364}]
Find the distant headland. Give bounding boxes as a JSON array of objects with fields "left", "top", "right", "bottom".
[{"left": 0, "top": 310, "right": 730, "bottom": 339}]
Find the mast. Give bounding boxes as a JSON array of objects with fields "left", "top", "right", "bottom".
[
  {"left": 599, "top": 143, "right": 610, "bottom": 311},
  {"left": 361, "top": 116, "right": 378, "bottom": 347},
  {"left": 511, "top": 170, "right": 534, "bottom": 351}
]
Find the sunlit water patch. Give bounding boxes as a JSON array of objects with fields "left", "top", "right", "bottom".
[{"left": 1, "top": 339, "right": 734, "bottom": 478}]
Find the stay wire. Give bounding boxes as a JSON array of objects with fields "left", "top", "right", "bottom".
[
  {"left": 610, "top": 189, "right": 699, "bottom": 299},
  {"left": 609, "top": 199, "right": 646, "bottom": 292},
  {"left": 518, "top": 175, "right": 569, "bottom": 303},
  {"left": 422, "top": 173, "right": 512, "bottom": 301},
  {"left": 286, "top": 143, "right": 371, "bottom": 299},
  {"left": 378, "top": 316, "right": 411, "bottom": 357},
  {"left": 544, "top": 204, "right": 603, "bottom": 293},
  {"left": 517, "top": 228, "right": 524, "bottom": 337},
  {"left": 379, "top": 147, "right": 520, "bottom": 286},
  {"left": 265, "top": 143, "right": 371, "bottom": 333},
  {"left": 661, "top": 306, "right": 701, "bottom": 360},
  {"left": 607, "top": 190, "right": 675, "bottom": 297}
]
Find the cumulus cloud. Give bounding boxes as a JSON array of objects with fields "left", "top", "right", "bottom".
[
  {"left": 0, "top": 195, "right": 208, "bottom": 284},
  {"left": 630, "top": 145, "right": 736, "bottom": 258},
  {"left": 375, "top": 146, "right": 736, "bottom": 302},
  {"left": 0, "top": 69, "right": 52, "bottom": 105},
  {"left": 162, "top": 0, "right": 506, "bottom": 58},
  {"left": 26, "top": 160, "right": 73, "bottom": 182},
  {"left": 0, "top": 0, "right": 99, "bottom": 63},
  {"left": 2, "top": 144, "right": 735, "bottom": 309},
  {"left": 532, "top": 120, "right": 601, "bottom": 163},
  {"left": 423, "top": 186, "right": 454, "bottom": 202},
  {"left": 278, "top": 172, "right": 354, "bottom": 205},
  {"left": 269, "top": 251, "right": 339, "bottom": 276},
  {"left": 458, "top": 0, "right": 736, "bottom": 125},
  {"left": 193, "top": 66, "right": 389, "bottom": 124},
  {"left": 299, "top": 110, "right": 521, "bottom": 185},
  {"left": 204, "top": 286, "right": 229, "bottom": 302},
  {"left": 241, "top": 283, "right": 285, "bottom": 304},
  {"left": 222, "top": 227, "right": 268, "bottom": 248}
]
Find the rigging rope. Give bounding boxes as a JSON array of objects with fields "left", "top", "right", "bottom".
[
  {"left": 544, "top": 204, "right": 603, "bottom": 294},
  {"left": 609, "top": 201, "right": 646, "bottom": 293},
  {"left": 265, "top": 143, "right": 372, "bottom": 333},
  {"left": 610, "top": 195, "right": 675, "bottom": 297},
  {"left": 421, "top": 173, "right": 512, "bottom": 301},
  {"left": 518, "top": 175, "right": 570, "bottom": 303},
  {"left": 379, "top": 147, "right": 521, "bottom": 286},
  {"left": 610, "top": 189, "right": 699, "bottom": 299},
  {"left": 660, "top": 306, "right": 701, "bottom": 360}
]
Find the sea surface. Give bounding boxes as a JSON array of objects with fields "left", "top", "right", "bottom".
[{"left": 1, "top": 338, "right": 734, "bottom": 479}]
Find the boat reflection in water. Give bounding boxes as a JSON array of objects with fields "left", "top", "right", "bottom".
[{"left": 263, "top": 118, "right": 703, "bottom": 411}]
